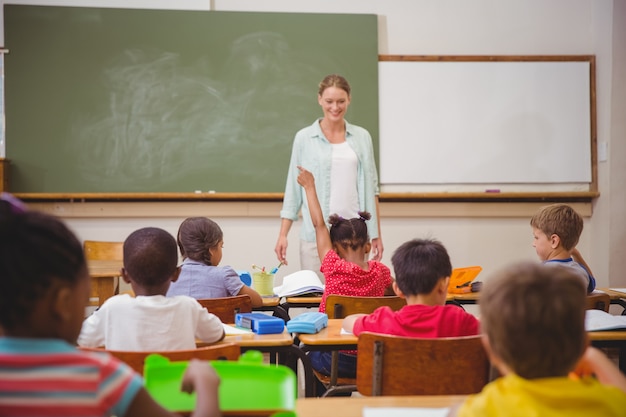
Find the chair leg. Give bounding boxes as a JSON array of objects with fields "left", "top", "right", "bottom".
[
  {"left": 329, "top": 350, "right": 339, "bottom": 387},
  {"left": 322, "top": 384, "right": 357, "bottom": 397},
  {"left": 372, "top": 340, "right": 384, "bottom": 396}
]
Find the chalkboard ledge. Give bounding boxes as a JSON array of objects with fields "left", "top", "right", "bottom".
[{"left": 12, "top": 191, "right": 599, "bottom": 203}]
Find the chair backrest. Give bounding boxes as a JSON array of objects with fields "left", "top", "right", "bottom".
[
  {"left": 586, "top": 290, "right": 611, "bottom": 312},
  {"left": 83, "top": 240, "right": 124, "bottom": 261},
  {"left": 325, "top": 295, "right": 407, "bottom": 319},
  {"left": 197, "top": 295, "right": 253, "bottom": 323},
  {"left": 356, "top": 332, "right": 490, "bottom": 396},
  {"left": 79, "top": 343, "right": 241, "bottom": 376}
]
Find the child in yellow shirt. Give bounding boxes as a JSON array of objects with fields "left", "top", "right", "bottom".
[{"left": 452, "top": 261, "right": 626, "bottom": 417}]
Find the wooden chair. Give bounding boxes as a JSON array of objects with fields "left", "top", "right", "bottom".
[
  {"left": 586, "top": 290, "right": 611, "bottom": 312},
  {"left": 79, "top": 342, "right": 241, "bottom": 376},
  {"left": 197, "top": 295, "right": 253, "bottom": 323},
  {"left": 325, "top": 295, "right": 407, "bottom": 319},
  {"left": 356, "top": 332, "right": 490, "bottom": 396},
  {"left": 319, "top": 295, "right": 407, "bottom": 396},
  {"left": 83, "top": 240, "right": 124, "bottom": 306}
]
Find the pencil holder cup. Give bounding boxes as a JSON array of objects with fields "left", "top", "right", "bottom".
[{"left": 252, "top": 272, "right": 275, "bottom": 296}]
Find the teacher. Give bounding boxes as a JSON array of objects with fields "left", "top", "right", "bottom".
[{"left": 275, "top": 74, "right": 383, "bottom": 280}]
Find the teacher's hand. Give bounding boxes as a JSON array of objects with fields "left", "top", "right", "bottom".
[
  {"left": 371, "top": 238, "right": 384, "bottom": 261},
  {"left": 275, "top": 235, "right": 289, "bottom": 266}
]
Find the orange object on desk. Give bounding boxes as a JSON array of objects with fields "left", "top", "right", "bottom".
[{"left": 447, "top": 266, "right": 482, "bottom": 294}]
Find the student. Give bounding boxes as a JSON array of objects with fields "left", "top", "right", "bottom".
[
  {"left": 0, "top": 194, "right": 221, "bottom": 417},
  {"left": 167, "top": 217, "right": 263, "bottom": 307},
  {"left": 297, "top": 166, "right": 392, "bottom": 384},
  {"left": 79, "top": 227, "right": 225, "bottom": 350},
  {"left": 530, "top": 203, "right": 596, "bottom": 293},
  {"left": 452, "top": 261, "right": 626, "bottom": 417},
  {"left": 342, "top": 238, "right": 479, "bottom": 337}
]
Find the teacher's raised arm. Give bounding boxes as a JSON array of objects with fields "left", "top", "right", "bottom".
[{"left": 275, "top": 74, "right": 383, "bottom": 282}]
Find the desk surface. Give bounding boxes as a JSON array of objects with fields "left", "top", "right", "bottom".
[
  {"left": 198, "top": 327, "right": 294, "bottom": 348},
  {"left": 296, "top": 395, "right": 466, "bottom": 417},
  {"left": 598, "top": 287, "right": 626, "bottom": 300},
  {"left": 297, "top": 319, "right": 356, "bottom": 346}
]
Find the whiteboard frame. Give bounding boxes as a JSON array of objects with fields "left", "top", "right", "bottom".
[{"left": 377, "top": 55, "right": 597, "bottom": 193}]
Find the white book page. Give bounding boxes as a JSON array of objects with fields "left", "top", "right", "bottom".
[
  {"left": 585, "top": 309, "right": 626, "bottom": 331},
  {"left": 222, "top": 323, "right": 251, "bottom": 335},
  {"left": 363, "top": 407, "right": 450, "bottom": 417}
]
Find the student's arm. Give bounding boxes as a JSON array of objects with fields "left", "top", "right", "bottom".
[
  {"left": 275, "top": 218, "right": 293, "bottom": 265},
  {"left": 572, "top": 248, "right": 594, "bottom": 277},
  {"left": 573, "top": 346, "right": 626, "bottom": 393},
  {"left": 342, "top": 313, "right": 366, "bottom": 334},
  {"left": 125, "top": 360, "right": 221, "bottom": 417},
  {"left": 237, "top": 285, "right": 264, "bottom": 308},
  {"left": 297, "top": 166, "right": 332, "bottom": 262},
  {"left": 370, "top": 195, "right": 384, "bottom": 261}
]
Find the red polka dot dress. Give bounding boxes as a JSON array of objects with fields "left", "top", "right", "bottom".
[{"left": 318, "top": 250, "right": 392, "bottom": 313}]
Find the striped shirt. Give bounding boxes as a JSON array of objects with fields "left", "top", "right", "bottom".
[{"left": 0, "top": 337, "right": 142, "bottom": 416}]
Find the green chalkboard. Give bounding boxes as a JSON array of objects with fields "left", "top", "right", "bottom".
[{"left": 4, "top": 5, "right": 378, "bottom": 193}]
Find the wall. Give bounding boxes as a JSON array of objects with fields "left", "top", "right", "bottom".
[{"left": 3, "top": 0, "right": 624, "bottom": 291}]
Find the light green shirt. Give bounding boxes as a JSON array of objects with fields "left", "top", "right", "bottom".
[{"left": 280, "top": 118, "right": 379, "bottom": 242}]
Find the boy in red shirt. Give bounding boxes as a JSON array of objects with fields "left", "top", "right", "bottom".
[{"left": 343, "top": 238, "right": 479, "bottom": 337}]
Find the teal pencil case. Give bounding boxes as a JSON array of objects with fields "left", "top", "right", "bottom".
[{"left": 286, "top": 312, "right": 328, "bottom": 334}]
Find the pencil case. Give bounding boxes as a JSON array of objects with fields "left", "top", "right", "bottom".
[
  {"left": 235, "top": 313, "right": 285, "bottom": 334},
  {"left": 286, "top": 312, "right": 328, "bottom": 334}
]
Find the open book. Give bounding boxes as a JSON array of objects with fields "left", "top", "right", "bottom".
[
  {"left": 585, "top": 309, "right": 626, "bottom": 331},
  {"left": 273, "top": 270, "right": 324, "bottom": 298}
]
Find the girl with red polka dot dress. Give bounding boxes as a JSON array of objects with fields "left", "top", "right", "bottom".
[{"left": 296, "top": 166, "right": 392, "bottom": 394}]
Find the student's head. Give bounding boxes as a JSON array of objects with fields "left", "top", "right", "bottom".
[
  {"left": 391, "top": 238, "right": 452, "bottom": 297},
  {"left": 0, "top": 193, "right": 89, "bottom": 343},
  {"left": 122, "top": 227, "right": 179, "bottom": 293},
  {"left": 530, "top": 204, "right": 583, "bottom": 258},
  {"left": 328, "top": 211, "right": 371, "bottom": 254},
  {"left": 480, "top": 261, "right": 587, "bottom": 379},
  {"left": 177, "top": 217, "right": 224, "bottom": 266}
]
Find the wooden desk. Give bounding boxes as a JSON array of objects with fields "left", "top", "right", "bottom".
[
  {"left": 279, "top": 296, "right": 323, "bottom": 320},
  {"left": 598, "top": 287, "right": 626, "bottom": 313},
  {"left": 449, "top": 291, "right": 481, "bottom": 305},
  {"left": 87, "top": 259, "right": 122, "bottom": 306},
  {"left": 298, "top": 319, "right": 357, "bottom": 350},
  {"left": 253, "top": 297, "right": 290, "bottom": 321},
  {"left": 588, "top": 329, "right": 626, "bottom": 373},
  {"left": 296, "top": 395, "right": 466, "bottom": 417}
]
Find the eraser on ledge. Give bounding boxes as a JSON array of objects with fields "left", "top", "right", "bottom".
[
  {"left": 194, "top": 190, "right": 202, "bottom": 194},
  {"left": 485, "top": 189, "right": 501, "bottom": 193},
  {"left": 208, "top": 190, "right": 216, "bottom": 194}
]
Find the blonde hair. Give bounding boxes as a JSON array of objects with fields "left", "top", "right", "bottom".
[
  {"left": 318, "top": 74, "right": 351, "bottom": 97},
  {"left": 530, "top": 204, "right": 583, "bottom": 250}
]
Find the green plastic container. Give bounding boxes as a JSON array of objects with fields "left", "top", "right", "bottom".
[{"left": 144, "top": 350, "right": 296, "bottom": 413}]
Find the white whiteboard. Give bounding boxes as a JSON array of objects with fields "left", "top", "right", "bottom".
[{"left": 378, "top": 60, "right": 592, "bottom": 186}]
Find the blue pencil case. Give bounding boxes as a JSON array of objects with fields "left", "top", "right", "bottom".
[
  {"left": 286, "top": 312, "right": 328, "bottom": 334},
  {"left": 235, "top": 313, "right": 285, "bottom": 334}
]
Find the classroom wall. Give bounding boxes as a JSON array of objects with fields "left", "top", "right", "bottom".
[{"left": 3, "top": 0, "right": 625, "bottom": 289}]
